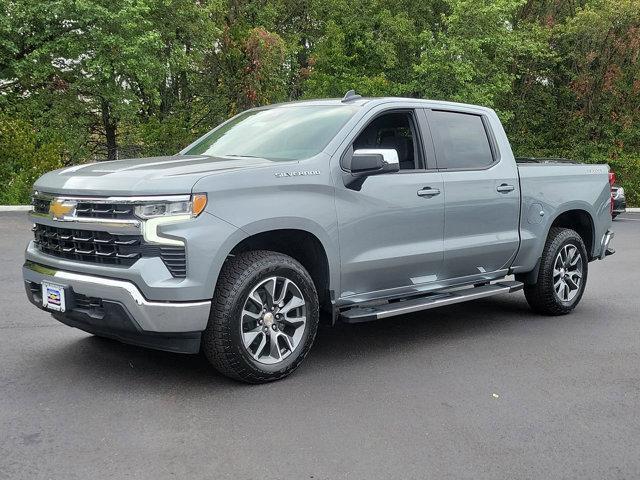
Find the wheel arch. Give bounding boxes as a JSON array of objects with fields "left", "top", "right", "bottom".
[
  {"left": 516, "top": 206, "right": 595, "bottom": 285},
  {"left": 222, "top": 221, "right": 338, "bottom": 313},
  {"left": 548, "top": 208, "right": 595, "bottom": 259}
]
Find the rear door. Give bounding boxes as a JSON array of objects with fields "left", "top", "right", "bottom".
[{"left": 425, "top": 108, "right": 520, "bottom": 280}]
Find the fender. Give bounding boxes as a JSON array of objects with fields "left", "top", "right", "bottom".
[
  {"left": 513, "top": 201, "right": 596, "bottom": 276},
  {"left": 237, "top": 216, "right": 340, "bottom": 296},
  {"left": 202, "top": 215, "right": 341, "bottom": 302}
]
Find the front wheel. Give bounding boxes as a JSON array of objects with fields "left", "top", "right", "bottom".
[
  {"left": 524, "top": 227, "right": 589, "bottom": 315},
  {"left": 202, "top": 250, "right": 319, "bottom": 383}
]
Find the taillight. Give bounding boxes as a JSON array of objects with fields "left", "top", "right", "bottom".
[
  {"left": 608, "top": 170, "right": 616, "bottom": 216},
  {"left": 608, "top": 171, "right": 614, "bottom": 215}
]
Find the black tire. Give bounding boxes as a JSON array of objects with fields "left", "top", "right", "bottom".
[
  {"left": 524, "top": 227, "right": 589, "bottom": 316},
  {"left": 202, "top": 250, "right": 319, "bottom": 383}
]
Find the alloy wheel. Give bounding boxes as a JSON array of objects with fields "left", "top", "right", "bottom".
[
  {"left": 240, "top": 276, "right": 307, "bottom": 365},
  {"left": 553, "top": 244, "right": 583, "bottom": 302}
]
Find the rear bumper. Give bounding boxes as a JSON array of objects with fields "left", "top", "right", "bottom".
[
  {"left": 612, "top": 199, "right": 626, "bottom": 214},
  {"left": 599, "top": 230, "right": 615, "bottom": 260},
  {"left": 23, "top": 261, "right": 211, "bottom": 353}
]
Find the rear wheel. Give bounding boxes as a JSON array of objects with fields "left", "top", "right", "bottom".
[
  {"left": 202, "top": 250, "right": 319, "bottom": 383},
  {"left": 524, "top": 227, "right": 588, "bottom": 315}
]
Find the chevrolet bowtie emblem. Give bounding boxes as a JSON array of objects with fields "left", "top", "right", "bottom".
[{"left": 49, "top": 199, "right": 76, "bottom": 219}]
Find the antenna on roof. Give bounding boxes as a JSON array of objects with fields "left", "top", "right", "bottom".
[{"left": 341, "top": 90, "right": 362, "bottom": 102}]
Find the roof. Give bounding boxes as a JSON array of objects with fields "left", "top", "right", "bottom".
[{"left": 259, "top": 96, "right": 494, "bottom": 113}]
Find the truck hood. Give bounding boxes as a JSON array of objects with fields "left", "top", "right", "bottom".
[{"left": 33, "top": 155, "right": 275, "bottom": 196}]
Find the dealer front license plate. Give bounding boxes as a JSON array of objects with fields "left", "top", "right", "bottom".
[{"left": 41, "top": 282, "right": 66, "bottom": 312}]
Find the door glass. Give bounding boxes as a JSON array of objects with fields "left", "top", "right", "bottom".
[
  {"left": 430, "top": 111, "right": 494, "bottom": 169},
  {"left": 353, "top": 112, "right": 422, "bottom": 170}
]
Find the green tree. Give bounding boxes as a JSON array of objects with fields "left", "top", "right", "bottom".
[
  {"left": 0, "top": 115, "right": 63, "bottom": 204},
  {"left": 413, "top": 0, "right": 551, "bottom": 121},
  {"left": 1, "top": 0, "right": 220, "bottom": 160},
  {"left": 0, "top": 0, "right": 638, "bottom": 204},
  {"left": 303, "top": 0, "right": 441, "bottom": 97}
]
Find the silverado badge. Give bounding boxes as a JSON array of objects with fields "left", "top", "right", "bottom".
[{"left": 274, "top": 170, "right": 320, "bottom": 178}]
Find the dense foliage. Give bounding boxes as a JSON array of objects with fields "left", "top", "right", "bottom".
[{"left": 1, "top": 0, "right": 638, "bottom": 204}]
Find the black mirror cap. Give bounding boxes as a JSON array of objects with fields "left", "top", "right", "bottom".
[
  {"left": 352, "top": 148, "right": 400, "bottom": 174},
  {"left": 342, "top": 148, "right": 400, "bottom": 190},
  {"left": 351, "top": 153, "right": 385, "bottom": 173}
]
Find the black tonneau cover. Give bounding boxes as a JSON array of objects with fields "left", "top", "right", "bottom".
[{"left": 516, "top": 157, "right": 581, "bottom": 164}]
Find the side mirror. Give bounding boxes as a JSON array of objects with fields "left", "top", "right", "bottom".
[
  {"left": 342, "top": 148, "right": 400, "bottom": 190},
  {"left": 350, "top": 149, "right": 400, "bottom": 174}
]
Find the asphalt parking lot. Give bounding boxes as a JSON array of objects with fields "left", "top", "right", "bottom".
[{"left": 1, "top": 211, "right": 639, "bottom": 480}]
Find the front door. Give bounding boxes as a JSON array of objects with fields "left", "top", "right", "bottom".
[{"left": 334, "top": 109, "right": 445, "bottom": 300}]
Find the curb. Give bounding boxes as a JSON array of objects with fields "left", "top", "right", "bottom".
[
  {"left": 0, "top": 205, "right": 33, "bottom": 212},
  {"left": 628, "top": 208, "right": 640, "bottom": 213}
]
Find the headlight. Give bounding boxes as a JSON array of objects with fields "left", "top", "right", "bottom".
[
  {"left": 134, "top": 193, "right": 207, "bottom": 219},
  {"left": 617, "top": 187, "right": 624, "bottom": 196}
]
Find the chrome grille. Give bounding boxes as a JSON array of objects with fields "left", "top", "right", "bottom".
[
  {"left": 75, "top": 202, "right": 135, "bottom": 219},
  {"left": 33, "top": 225, "right": 186, "bottom": 277},
  {"left": 32, "top": 197, "right": 135, "bottom": 219}
]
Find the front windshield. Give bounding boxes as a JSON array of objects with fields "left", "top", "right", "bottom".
[{"left": 184, "top": 105, "right": 360, "bottom": 161}]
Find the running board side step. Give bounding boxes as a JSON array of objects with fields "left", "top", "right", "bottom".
[{"left": 339, "top": 281, "right": 524, "bottom": 324}]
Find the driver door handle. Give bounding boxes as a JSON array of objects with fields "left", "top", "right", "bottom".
[
  {"left": 417, "top": 187, "right": 441, "bottom": 197},
  {"left": 496, "top": 184, "right": 515, "bottom": 193}
]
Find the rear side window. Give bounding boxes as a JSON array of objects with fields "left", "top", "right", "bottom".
[{"left": 429, "top": 110, "right": 494, "bottom": 169}]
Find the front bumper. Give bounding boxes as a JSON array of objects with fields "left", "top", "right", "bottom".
[
  {"left": 23, "top": 261, "right": 211, "bottom": 353},
  {"left": 24, "top": 208, "right": 245, "bottom": 303}
]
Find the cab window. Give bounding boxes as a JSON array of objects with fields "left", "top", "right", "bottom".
[{"left": 429, "top": 110, "right": 494, "bottom": 169}]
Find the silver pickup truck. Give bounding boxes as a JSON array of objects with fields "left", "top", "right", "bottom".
[{"left": 23, "top": 92, "right": 615, "bottom": 383}]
